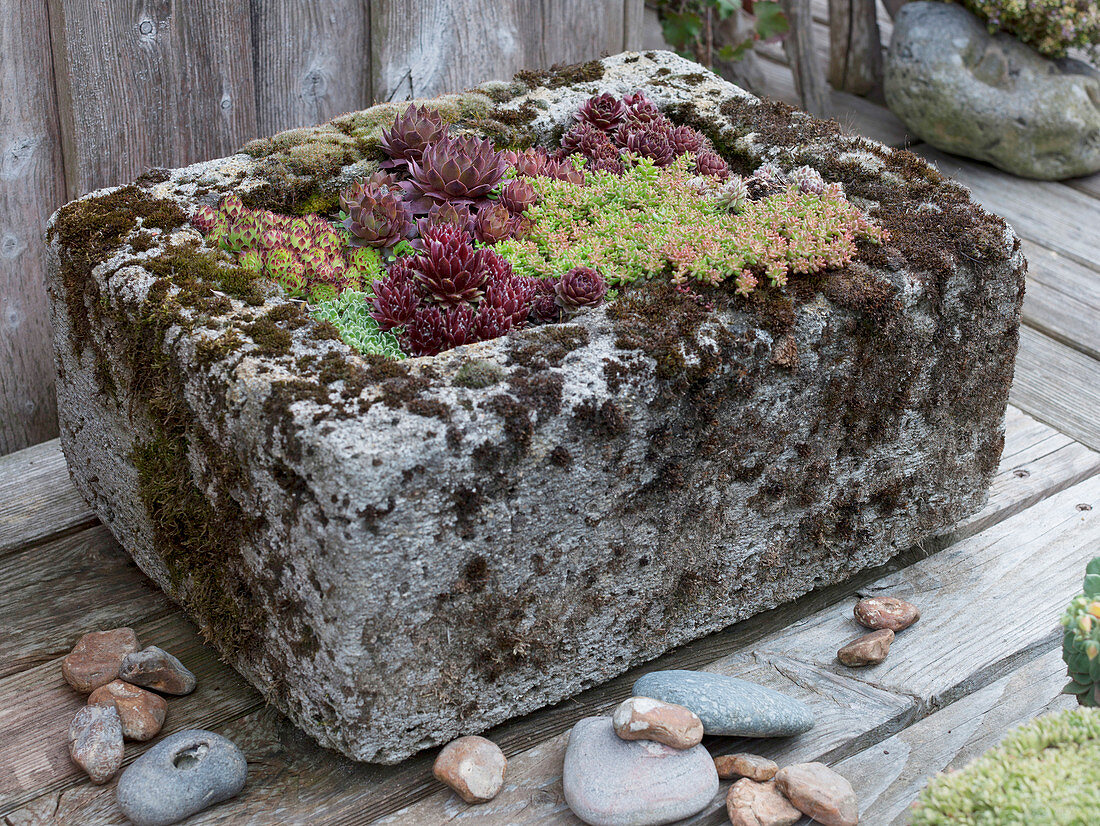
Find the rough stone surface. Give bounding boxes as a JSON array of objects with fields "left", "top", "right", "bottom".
[
  {"left": 89, "top": 679, "right": 168, "bottom": 740},
  {"left": 774, "top": 762, "right": 859, "bottom": 826},
  {"left": 612, "top": 696, "right": 703, "bottom": 749},
  {"left": 61, "top": 628, "right": 140, "bottom": 693},
  {"left": 837, "top": 628, "right": 894, "bottom": 667},
  {"left": 633, "top": 670, "right": 814, "bottom": 737},
  {"left": 715, "top": 753, "right": 779, "bottom": 781},
  {"left": 116, "top": 729, "right": 247, "bottom": 826},
  {"left": 885, "top": 1, "right": 1100, "bottom": 179},
  {"left": 119, "top": 646, "right": 196, "bottom": 695},
  {"left": 69, "top": 704, "right": 124, "bottom": 784},
  {"left": 432, "top": 735, "right": 507, "bottom": 804},
  {"left": 563, "top": 716, "right": 718, "bottom": 826},
  {"left": 854, "top": 595, "right": 920, "bottom": 631},
  {"left": 726, "top": 778, "right": 802, "bottom": 826},
  {"left": 46, "top": 49, "right": 1024, "bottom": 763}
]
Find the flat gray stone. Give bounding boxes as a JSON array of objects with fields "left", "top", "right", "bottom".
[
  {"left": 633, "top": 670, "right": 814, "bottom": 737},
  {"left": 116, "top": 729, "right": 247, "bottom": 826},
  {"left": 47, "top": 49, "right": 1024, "bottom": 763},
  {"left": 563, "top": 716, "right": 718, "bottom": 826},
  {"left": 885, "top": 1, "right": 1100, "bottom": 179}
]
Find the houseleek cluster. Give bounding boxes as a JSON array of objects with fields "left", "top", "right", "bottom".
[{"left": 1062, "top": 556, "right": 1100, "bottom": 707}]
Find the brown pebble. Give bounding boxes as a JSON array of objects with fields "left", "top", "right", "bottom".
[
  {"left": 715, "top": 753, "right": 779, "bottom": 781},
  {"left": 69, "top": 704, "right": 125, "bottom": 784},
  {"left": 854, "top": 596, "right": 920, "bottom": 632},
  {"left": 433, "top": 735, "right": 507, "bottom": 804},
  {"left": 726, "top": 778, "right": 801, "bottom": 826},
  {"left": 61, "top": 628, "right": 140, "bottom": 693},
  {"left": 612, "top": 696, "right": 704, "bottom": 750},
  {"left": 774, "top": 762, "right": 859, "bottom": 826},
  {"left": 89, "top": 679, "right": 168, "bottom": 741},
  {"left": 119, "top": 646, "right": 196, "bottom": 695},
  {"left": 837, "top": 629, "right": 894, "bottom": 667}
]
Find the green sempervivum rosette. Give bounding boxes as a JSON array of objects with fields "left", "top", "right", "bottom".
[{"left": 1061, "top": 556, "right": 1100, "bottom": 707}]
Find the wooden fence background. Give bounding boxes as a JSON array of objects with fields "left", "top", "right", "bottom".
[{"left": 1, "top": 0, "right": 645, "bottom": 456}]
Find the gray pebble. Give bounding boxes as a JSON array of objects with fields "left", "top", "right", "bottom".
[
  {"left": 633, "top": 670, "right": 814, "bottom": 737},
  {"left": 116, "top": 729, "right": 246, "bottom": 826}
]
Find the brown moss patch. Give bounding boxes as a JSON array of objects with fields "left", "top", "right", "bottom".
[{"left": 515, "top": 59, "right": 604, "bottom": 89}]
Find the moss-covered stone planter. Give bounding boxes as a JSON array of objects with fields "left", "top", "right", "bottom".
[{"left": 46, "top": 51, "right": 1024, "bottom": 764}]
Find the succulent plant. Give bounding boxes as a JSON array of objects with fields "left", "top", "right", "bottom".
[
  {"left": 191, "top": 205, "right": 219, "bottom": 233},
  {"left": 554, "top": 266, "right": 607, "bottom": 308},
  {"left": 443, "top": 303, "right": 478, "bottom": 348},
  {"left": 419, "top": 202, "right": 474, "bottom": 234},
  {"left": 484, "top": 278, "right": 531, "bottom": 329},
  {"left": 406, "top": 134, "right": 508, "bottom": 209},
  {"left": 507, "top": 147, "right": 554, "bottom": 178},
  {"left": 411, "top": 230, "right": 488, "bottom": 305},
  {"left": 576, "top": 92, "right": 627, "bottom": 132},
  {"left": 562, "top": 121, "right": 613, "bottom": 160},
  {"left": 624, "top": 127, "right": 675, "bottom": 167},
  {"left": 341, "top": 179, "right": 414, "bottom": 249},
  {"left": 694, "top": 151, "right": 730, "bottom": 180},
  {"left": 1062, "top": 557, "right": 1100, "bottom": 707},
  {"left": 379, "top": 105, "right": 448, "bottom": 167},
  {"left": 622, "top": 90, "right": 652, "bottom": 109},
  {"left": 220, "top": 194, "right": 246, "bottom": 221},
  {"left": 473, "top": 203, "right": 515, "bottom": 244},
  {"left": 370, "top": 269, "right": 421, "bottom": 331},
  {"left": 474, "top": 304, "right": 512, "bottom": 341},
  {"left": 746, "top": 163, "right": 790, "bottom": 200},
  {"left": 500, "top": 178, "right": 539, "bottom": 215},
  {"left": 403, "top": 305, "right": 447, "bottom": 357},
  {"left": 668, "top": 125, "right": 704, "bottom": 156},
  {"left": 528, "top": 280, "right": 562, "bottom": 324},
  {"left": 790, "top": 165, "right": 826, "bottom": 196}
]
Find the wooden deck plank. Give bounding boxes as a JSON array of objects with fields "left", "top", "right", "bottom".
[
  {"left": 375, "top": 473, "right": 1100, "bottom": 825},
  {"left": 1019, "top": 239, "right": 1100, "bottom": 362},
  {"left": 0, "top": 439, "right": 95, "bottom": 557},
  {"left": 1010, "top": 326, "right": 1100, "bottom": 453},
  {"left": 1, "top": 406, "right": 1094, "bottom": 824},
  {"left": 0, "top": 526, "right": 170, "bottom": 679},
  {"left": 834, "top": 646, "right": 1075, "bottom": 826}
]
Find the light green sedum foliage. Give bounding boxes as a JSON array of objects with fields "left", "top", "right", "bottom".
[
  {"left": 310, "top": 290, "right": 405, "bottom": 359},
  {"left": 911, "top": 707, "right": 1100, "bottom": 825}
]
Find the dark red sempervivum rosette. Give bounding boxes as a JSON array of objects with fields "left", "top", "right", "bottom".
[
  {"left": 669, "top": 125, "right": 704, "bottom": 156},
  {"left": 474, "top": 305, "right": 512, "bottom": 341},
  {"left": 370, "top": 267, "right": 420, "bottom": 331},
  {"left": 403, "top": 305, "right": 447, "bottom": 357},
  {"left": 555, "top": 267, "right": 608, "bottom": 308},
  {"left": 443, "top": 303, "right": 478, "bottom": 348},
  {"left": 499, "top": 177, "right": 538, "bottom": 215},
  {"left": 379, "top": 105, "right": 447, "bottom": 168},
  {"left": 562, "top": 121, "right": 613, "bottom": 159},
  {"left": 341, "top": 177, "right": 414, "bottom": 248},
  {"left": 473, "top": 203, "right": 515, "bottom": 244},
  {"left": 411, "top": 227, "right": 488, "bottom": 305},
  {"left": 576, "top": 92, "right": 628, "bottom": 132},
  {"left": 625, "top": 127, "right": 675, "bottom": 167},
  {"left": 406, "top": 134, "right": 508, "bottom": 210},
  {"left": 694, "top": 151, "right": 730, "bottom": 179},
  {"left": 528, "top": 281, "right": 562, "bottom": 324},
  {"left": 415, "top": 202, "right": 474, "bottom": 240}
]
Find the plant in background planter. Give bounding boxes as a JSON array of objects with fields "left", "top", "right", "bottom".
[
  {"left": 45, "top": 50, "right": 1024, "bottom": 764},
  {"left": 1062, "top": 556, "right": 1100, "bottom": 707},
  {"left": 884, "top": 0, "right": 1100, "bottom": 180}
]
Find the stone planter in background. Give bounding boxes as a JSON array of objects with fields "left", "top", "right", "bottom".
[
  {"left": 885, "top": 1, "right": 1100, "bottom": 180},
  {"left": 46, "top": 50, "right": 1025, "bottom": 764}
]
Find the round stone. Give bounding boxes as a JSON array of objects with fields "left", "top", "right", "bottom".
[
  {"left": 563, "top": 716, "right": 718, "bottom": 826},
  {"left": 88, "top": 679, "right": 168, "bottom": 741},
  {"left": 432, "top": 735, "right": 506, "bottom": 804},
  {"left": 854, "top": 596, "right": 920, "bottom": 631},
  {"left": 118, "top": 646, "right": 196, "bottom": 695},
  {"left": 774, "top": 762, "right": 858, "bottom": 826},
  {"left": 726, "top": 778, "right": 802, "bottom": 826},
  {"left": 612, "top": 696, "right": 703, "bottom": 750},
  {"left": 714, "top": 752, "right": 779, "bottom": 782},
  {"left": 116, "top": 729, "right": 247, "bottom": 826},
  {"left": 632, "top": 670, "right": 814, "bottom": 737},
  {"left": 61, "top": 628, "right": 140, "bottom": 693},
  {"left": 837, "top": 629, "right": 894, "bottom": 667},
  {"left": 69, "top": 704, "right": 125, "bottom": 784},
  {"left": 884, "top": 1, "right": 1100, "bottom": 179}
]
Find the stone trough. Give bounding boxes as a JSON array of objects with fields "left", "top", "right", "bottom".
[{"left": 46, "top": 51, "right": 1025, "bottom": 764}]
